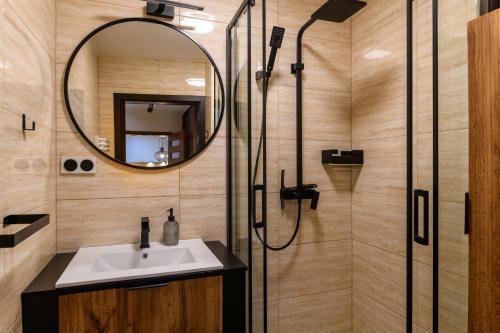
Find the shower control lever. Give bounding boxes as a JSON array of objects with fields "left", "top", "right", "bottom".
[{"left": 280, "top": 170, "right": 320, "bottom": 210}]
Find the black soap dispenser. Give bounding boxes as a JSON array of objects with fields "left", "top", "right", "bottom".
[{"left": 164, "top": 208, "right": 179, "bottom": 246}]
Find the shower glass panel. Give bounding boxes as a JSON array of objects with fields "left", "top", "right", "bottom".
[
  {"left": 227, "top": 3, "right": 251, "bottom": 331},
  {"left": 411, "top": 0, "right": 479, "bottom": 332},
  {"left": 228, "top": 1, "right": 268, "bottom": 332},
  {"left": 437, "top": 1, "right": 478, "bottom": 332}
]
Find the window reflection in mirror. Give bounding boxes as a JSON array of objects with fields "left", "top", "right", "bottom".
[{"left": 65, "top": 20, "right": 224, "bottom": 169}]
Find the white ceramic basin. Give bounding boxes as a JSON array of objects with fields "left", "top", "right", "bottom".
[{"left": 55, "top": 239, "right": 223, "bottom": 288}]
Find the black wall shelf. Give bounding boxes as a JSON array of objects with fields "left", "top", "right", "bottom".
[
  {"left": 322, "top": 150, "right": 364, "bottom": 165},
  {"left": 0, "top": 214, "right": 49, "bottom": 248}
]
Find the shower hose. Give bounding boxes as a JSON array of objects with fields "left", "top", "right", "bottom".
[{"left": 251, "top": 76, "right": 302, "bottom": 252}]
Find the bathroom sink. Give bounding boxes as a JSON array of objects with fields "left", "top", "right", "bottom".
[{"left": 55, "top": 239, "right": 223, "bottom": 288}]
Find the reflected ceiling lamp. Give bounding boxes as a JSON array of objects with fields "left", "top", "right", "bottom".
[{"left": 155, "top": 137, "right": 168, "bottom": 162}]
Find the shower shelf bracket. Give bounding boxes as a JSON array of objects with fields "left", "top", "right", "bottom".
[
  {"left": 322, "top": 149, "right": 364, "bottom": 166},
  {"left": 0, "top": 214, "right": 49, "bottom": 248}
]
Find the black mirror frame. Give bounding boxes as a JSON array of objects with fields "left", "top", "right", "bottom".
[{"left": 63, "top": 17, "right": 225, "bottom": 170}]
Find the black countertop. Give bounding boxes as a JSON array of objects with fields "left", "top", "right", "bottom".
[{"left": 23, "top": 241, "right": 246, "bottom": 296}]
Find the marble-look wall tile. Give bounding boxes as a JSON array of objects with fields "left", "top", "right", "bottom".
[
  {"left": 352, "top": 0, "right": 405, "bottom": 43},
  {"left": 352, "top": 137, "right": 405, "bottom": 195},
  {"left": 178, "top": 194, "right": 226, "bottom": 244},
  {"left": 352, "top": 20, "right": 405, "bottom": 141},
  {"left": 279, "top": 190, "right": 351, "bottom": 245},
  {"left": 352, "top": 191, "right": 406, "bottom": 256},
  {"left": 0, "top": 1, "right": 56, "bottom": 330},
  {"left": 56, "top": 0, "right": 151, "bottom": 64},
  {"left": 179, "top": 137, "right": 226, "bottom": 195},
  {"left": 278, "top": 36, "right": 351, "bottom": 93},
  {"left": 417, "top": 263, "right": 468, "bottom": 333},
  {"left": 0, "top": 111, "right": 56, "bottom": 215},
  {"left": 252, "top": 251, "right": 279, "bottom": 303},
  {"left": 416, "top": 200, "right": 469, "bottom": 278},
  {"left": 57, "top": 131, "right": 180, "bottom": 200},
  {"left": 57, "top": 196, "right": 179, "bottom": 252},
  {"left": 253, "top": 301, "right": 279, "bottom": 333},
  {"left": 0, "top": 0, "right": 5, "bottom": 110},
  {"left": 439, "top": 129, "right": 468, "bottom": 203},
  {"left": 87, "top": 0, "right": 153, "bottom": 9},
  {"left": 278, "top": 240, "right": 352, "bottom": 299},
  {"left": 278, "top": 86, "right": 352, "bottom": 142},
  {"left": 278, "top": 289, "right": 352, "bottom": 333},
  {"left": 353, "top": 290, "right": 406, "bottom": 333},
  {"left": 353, "top": 240, "right": 406, "bottom": 317},
  {"left": 6, "top": 0, "right": 55, "bottom": 59},
  {"left": 3, "top": 6, "right": 56, "bottom": 130}
]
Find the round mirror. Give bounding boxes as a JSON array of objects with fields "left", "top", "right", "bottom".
[{"left": 64, "top": 18, "right": 224, "bottom": 169}]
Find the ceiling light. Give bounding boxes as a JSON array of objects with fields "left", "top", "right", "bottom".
[
  {"left": 155, "top": 137, "right": 168, "bottom": 162},
  {"left": 180, "top": 17, "right": 214, "bottom": 34},
  {"left": 186, "top": 78, "right": 206, "bottom": 87},
  {"left": 155, "top": 147, "right": 168, "bottom": 162}
]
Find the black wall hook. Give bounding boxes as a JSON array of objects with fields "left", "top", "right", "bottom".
[{"left": 22, "top": 114, "right": 36, "bottom": 132}]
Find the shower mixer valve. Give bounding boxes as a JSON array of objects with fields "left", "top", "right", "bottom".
[{"left": 280, "top": 170, "right": 320, "bottom": 210}]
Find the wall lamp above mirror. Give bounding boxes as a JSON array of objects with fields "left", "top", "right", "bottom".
[{"left": 64, "top": 18, "right": 225, "bottom": 170}]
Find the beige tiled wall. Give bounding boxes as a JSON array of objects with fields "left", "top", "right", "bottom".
[
  {"left": 351, "top": 0, "right": 407, "bottom": 332},
  {"left": 0, "top": 0, "right": 57, "bottom": 332},
  {"left": 55, "top": 0, "right": 227, "bottom": 252},
  {"left": 258, "top": 0, "right": 354, "bottom": 332}
]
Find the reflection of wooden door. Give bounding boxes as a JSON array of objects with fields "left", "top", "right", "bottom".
[
  {"left": 168, "top": 132, "right": 184, "bottom": 165},
  {"left": 59, "top": 276, "right": 222, "bottom": 333}
]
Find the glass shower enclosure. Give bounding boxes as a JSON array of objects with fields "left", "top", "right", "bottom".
[{"left": 227, "top": 0, "right": 482, "bottom": 332}]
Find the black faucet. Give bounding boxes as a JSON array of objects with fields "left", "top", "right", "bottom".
[
  {"left": 280, "top": 170, "right": 320, "bottom": 210},
  {"left": 140, "top": 217, "right": 150, "bottom": 249}
]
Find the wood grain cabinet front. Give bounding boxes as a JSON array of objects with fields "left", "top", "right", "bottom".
[{"left": 59, "top": 276, "right": 222, "bottom": 333}]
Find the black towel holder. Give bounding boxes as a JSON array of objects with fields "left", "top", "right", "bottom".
[{"left": 0, "top": 214, "right": 49, "bottom": 248}]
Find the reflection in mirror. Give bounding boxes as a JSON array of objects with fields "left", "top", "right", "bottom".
[{"left": 66, "top": 20, "right": 224, "bottom": 169}]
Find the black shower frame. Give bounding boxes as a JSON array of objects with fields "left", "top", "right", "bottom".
[
  {"left": 407, "top": 0, "right": 439, "bottom": 332},
  {"left": 226, "top": 1, "right": 268, "bottom": 332}
]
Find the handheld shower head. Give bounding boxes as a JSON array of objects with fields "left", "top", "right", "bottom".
[
  {"left": 312, "top": 0, "right": 366, "bottom": 23},
  {"left": 266, "top": 26, "right": 285, "bottom": 78},
  {"left": 270, "top": 26, "right": 285, "bottom": 49}
]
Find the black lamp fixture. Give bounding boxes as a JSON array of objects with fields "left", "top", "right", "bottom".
[
  {"left": 143, "top": 0, "right": 204, "bottom": 20},
  {"left": 147, "top": 103, "right": 155, "bottom": 113}
]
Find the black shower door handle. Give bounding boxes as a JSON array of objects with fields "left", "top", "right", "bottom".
[
  {"left": 253, "top": 184, "right": 265, "bottom": 229},
  {"left": 414, "top": 189, "right": 430, "bottom": 245}
]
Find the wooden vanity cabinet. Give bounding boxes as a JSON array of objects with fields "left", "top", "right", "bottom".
[{"left": 59, "top": 276, "right": 222, "bottom": 333}]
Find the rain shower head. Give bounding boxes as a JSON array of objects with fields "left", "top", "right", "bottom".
[
  {"left": 311, "top": 0, "right": 366, "bottom": 23},
  {"left": 266, "top": 26, "right": 286, "bottom": 78}
]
